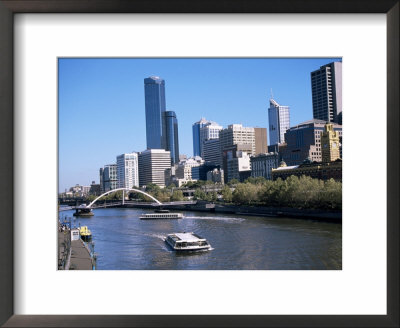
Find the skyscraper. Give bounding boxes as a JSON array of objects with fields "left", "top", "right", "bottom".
[
  {"left": 203, "top": 138, "right": 222, "bottom": 166},
  {"left": 192, "top": 118, "right": 209, "bottom": 157},
  {"left": 162, "top": 111, "right": 180, "bottom": 164},
  {"left": 219, "top": 124, "right": 255, "bottom": 183},
  {"left": 254, "top": 127, "right": 268, "bottom": 154},
  {"left": 199, "top": 121, "right": 223, "bottom": 158},
  {"left": 311, "top": 61, "right": 342, "bottom": 123},
  {"left": 100, "top": 164, "right": 118, "bottom": 193},
  {"left": 103, "top": 164, "right": 118, "bottom": 192},
  {"left": 144, "top": 76, "right": 166, "bottom": 149},
  {"left": 138, "top": 149, "right": 171, "bottom": 187},
  {"left": 268, "top": 98, "right": 290, "bottom": 146},
  {"left": 219, "top": 124, "right": 256, "bottom": 155},
  {"left": 116, "top": 153, "right": 139, "bottom": 189}
]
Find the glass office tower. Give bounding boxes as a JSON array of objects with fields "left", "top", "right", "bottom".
[
  {"left": 268, "top": 98, "right": 290, "bottom": 146},
  {"left": 144, "top": 76, "right": 166, "bottom": 149},
  {"left": 192, "top": 118, "right": 209, "bottom": 157},
  {"left": 162, "top": 111, "right": 180, "bottom": 164}
]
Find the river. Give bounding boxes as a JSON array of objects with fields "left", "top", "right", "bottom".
[{"left": 59, "top": 208, "right": 342, "bottom": 270}]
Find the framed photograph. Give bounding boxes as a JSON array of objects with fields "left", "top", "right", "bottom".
[{"left": 0, "top": 1, "right": 398, "bottom": 327}]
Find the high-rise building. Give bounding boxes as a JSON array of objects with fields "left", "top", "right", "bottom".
[
  {"left": 321, "top": 123, "right": 341, "bottom": 162},
  {"left": 219, "top": 124, "right": 256, "bottom": 155},
  {"left": 203, "top": 138, "right": 222, "bottom": 166},
  {"left": 250, "top": 152, "right": 279, "bottom": 180},
  {"left": 219, "top": 124, "right": 255, "bottom": 182},
  {"left": 192, "top": 118, "right": 210, "bottom": 157},
  {"left": 281, "top": 119, "right": 342, "bottom": 166},
  {"left": 227, "top": 151, "right": 251, "bottom": 182},
  {"left": 254, "top": 127, "right": 268, "bottom": 155},
  {"left": 116, "top": 153, "right": 139, "bottom": 189},
  {"left": 200, "top": 121, "right": 223, "bottom": 157},
  {"left": 268, "top": 98, "right": 290, "bottom": 146},
  {"left": 144, "top": 76, "right": 166, "bottom": 149},
  {"left": 138, "top": 149, "right": 171, "bottom": 187},
  {"left": 311, "top": 61, "right": 342, "bottom": 123},
  {"left": 162, "top": 110, "right": 180, "bottom": 164},
  {"left": 100, "top": 164, "right": 118, "bottom": 193},
  {"left": 103, "top": 164, "right": 118, "bottom": 192}
]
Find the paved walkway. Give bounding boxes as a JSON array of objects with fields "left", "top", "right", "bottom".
[
  {"left": 58, "top": 230, "right": 94, "bottom": 270},
  {"left": 69, "top": 239, "right": 93, "bottom": 270}
]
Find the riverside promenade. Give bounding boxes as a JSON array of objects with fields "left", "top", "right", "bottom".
[{"left": 58, "top": 230, "right": 94, "bottom": 270}]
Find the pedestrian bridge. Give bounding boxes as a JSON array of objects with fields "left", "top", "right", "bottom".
[
  {"left": 86, "top": 187, "right": 162, "bottom": 208},
  {"left": 59, "top": 188, "right": 197, "bottom": 215}
]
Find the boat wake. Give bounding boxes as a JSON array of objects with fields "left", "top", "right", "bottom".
[
  {"left": 146, "top": 233, "right": 166, "bottom": 241},
  {"left": 184, "top": 216, "right": 245, "bottom": 223}
]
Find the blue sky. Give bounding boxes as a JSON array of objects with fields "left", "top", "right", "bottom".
[{"left": 58, "top": 57, "right": 340, "bottom": 192}]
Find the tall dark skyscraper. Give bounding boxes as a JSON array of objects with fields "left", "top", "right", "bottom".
[
  {"left": 162, "top": 111, "right": 180, "bottom": 164},
  {"left": 144, "top": 76, "right": 166, "bottom": 149},
  {"left": 311, "top": 61, "right": 342, "bottom": 124},
  {"left": 144, "top": 76, "right": 179, "bottom": 163}
]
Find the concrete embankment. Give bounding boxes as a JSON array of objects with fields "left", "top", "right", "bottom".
[{"left": 122, "top": 202, "right": 341, "bottom": 222}]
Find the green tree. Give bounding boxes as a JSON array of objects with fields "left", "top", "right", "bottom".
[
  {"left": 210, "top": 191, "right": 218, "bottom": 202},
  {"left": 232, "top": 183, "right": 259, "bottom": 205},
  {"left": 221, "top": 186, "right": 233, "bottom": 203},
  {"left": 245, "top": 176, "right": 267, "bottom": 185},
  {"left": 320, "top": 178, "right": 342, "bottom": 210},
  {"left": 171, "top": 190, "right": 184, "bottom": 201},
  {"left": 193, "top": 189, "right": 206, "bottom": 200},
  {"left": 166, "top": 183, "right": 176, "bottom": 190},
  {"left": 183, "top": 181, "right": 194, "bottom": 188},
  {"left": 86, "top": 194, "right": 96, "bottom": 202},
  {"left": 228, "top": 178, "right": 239, "bottom": 186},
  {"left": 145, "top": 183, "right": 160, "bottom": 194}
]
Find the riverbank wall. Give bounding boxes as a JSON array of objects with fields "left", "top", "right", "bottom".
[{"left": 122, "top": 202, "right": 341, "bottom": 222}]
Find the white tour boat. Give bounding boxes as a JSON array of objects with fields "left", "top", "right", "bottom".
[
  {"left": 139, "top": 212, "right": 183, "bottom": 220},
  {"left": 165, "top": 232, "right": 211, "bottom": 251}
]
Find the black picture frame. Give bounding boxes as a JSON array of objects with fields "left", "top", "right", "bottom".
[{"left": 0, "top": 1, "right": 398, "bottom": 327}]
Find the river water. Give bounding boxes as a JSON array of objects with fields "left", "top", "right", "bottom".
[{"left": 60, "top": 208, "right": 341, "bottom": 270}]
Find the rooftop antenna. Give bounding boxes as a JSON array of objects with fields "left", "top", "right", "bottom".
[{"left": 270, "top": 88, "right": 274, "bottom": 100}]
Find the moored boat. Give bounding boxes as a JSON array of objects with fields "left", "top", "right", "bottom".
[
  {"left": 79, "top": 226, "right": 92, "bottom": 241},
  {"left": 165, "top": 232, "right": 211, "bottom": 251},
  {"left": 139, "top": 212, "right": 183, "bottom": 220}
]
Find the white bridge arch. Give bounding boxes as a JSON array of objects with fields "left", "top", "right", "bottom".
[{"left": 87, "top": 187, "right": 162, "bottom": 208}]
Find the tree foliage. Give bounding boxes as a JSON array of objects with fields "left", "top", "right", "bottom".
[
  {"left": 193, "top": 189, "right": 206, "bottom": 200},
  {"left": 255, "top": 176, "right": 341, "bottom": 210},
  {"left": 221, "top": 186, "right": 233, "bottom": 203},
  {"left": 171, "top": 190, "right": 184, "bottom": 201}
]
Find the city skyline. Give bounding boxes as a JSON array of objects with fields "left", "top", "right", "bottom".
[{"left": 59, "top": 58, "right": 341, "bottom": 192}]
